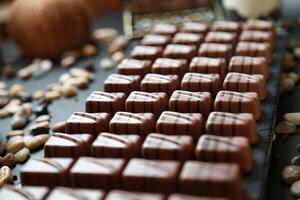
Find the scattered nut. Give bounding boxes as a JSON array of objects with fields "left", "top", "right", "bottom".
[
  {"left": 11, "top": 115, "right": 28, "bottom": 130},
  {"left": 2, "top": 64, "right": 16, "bottom": 79},
  {"left": 14, "top": 147, "right": 30, "bottom": 163},
  {"left": 0, "top": 82, "right": 6, "bottom": 90},
  {"left": 82, "top": 44, "right": 97, "bottom": 57},
  {"left": 93, "top": 28, "right": 118, "bottom": 43},
  {"left": 32, "top": 90, "right": 45, "bottom": 101},
  {"left": 45, "top": 90, "right": 61, "bottom": 100},
  {"left": 25, "top": 134, "right": 49, "bottom": 150},
  {"left": 288, "top": 72, "right": 299, "bottom": 83},
  {"left": 108, "top": 35, "right": 129, "bottom": 53},
  {"left": 111, "top": 51, "right": 124, "bottom": 63},
  {"left": 294, "top": 47, "right": 300, "bottom": 59},
  {"left": 6, "top": 136, "right": 25, "bottom": 153},
  {"left": 0, "top": 153, "right": 15, "bottom": 167},
  {"left": 29, "top": 121, "right": 50, "bottom": 135},
  {"left": 275, "top": 121, "right": 296, "bottom": 135},
  {"left": 100, "top": 58, "right": 114, "bottom": 70},
  {"left": 9, "top": 84, "right": 26, "bottom": 97},
  {"left": 282, "top": 165, "right": 300, "bottom": 184},
  {"left": 61, "top": 56, "right": 76, "bottom": 68},
  {"left": 62, "top": 84, "right": 78, "bottom": 98},
  {"left": 17, "top": 68, "right": 32, "bottom": 80},
  {"left": 281, "top": 76, "right": 295, "bottom": 92},
  {"left": 5, "top": 130, "right": 24, "bottom": 139},
  {"left": 36, "top": 115, "right": 50, "bottom": 123},
  {"left": 284, "top": 113, "right": 300, "bottom": 126},
  {"left": 0, "top": 166, "right": 13, "bottom": 186}
]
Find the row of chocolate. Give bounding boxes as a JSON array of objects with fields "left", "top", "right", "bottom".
[
  {"left": 1, "top": 185, "right": 229, "bottom": 200},
  {"left": 19, "top": 157, "right": 241, "bottom": 200}
]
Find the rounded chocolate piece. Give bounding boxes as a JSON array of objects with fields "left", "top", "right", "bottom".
[
  {"left": 118, "top": 59, "right": 152, "bottom": 77},
  {"left": 198, "top": 43, "right": 233, "bottom": 62},
  {"left": 141, "top": 34, "right": 171, "bottom": 47},
  {"left": 151, "top": 24, "right": 178, "bottom": 36},
  {"left": 130, "top": 45, "right": 163, "bottom": 62},
  {"left": 204, "top": 31, "right": 237, "bottom": 45},
  {"left": 210, "top": 21, "right": 241, "bottom": 33},
  {"left": 152, "top": 58, "right": 188, "bottom": 78},
  {"left": 163, "top": 44, "right": 197, "bottom": 61},
  {"left": 172, "top": 33, "right": 203, "bottom": 46},
  {"left": 235, "top": 42, "right": 271, "bottom": 63},
  {"left": 104, "top": 74, "right": 141, "bottom": 95},
  {"left": 179, "top": 22, "right": 209, "bottom": 35}
]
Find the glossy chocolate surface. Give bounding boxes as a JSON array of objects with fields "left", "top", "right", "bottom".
[
  {"left": 104, "top": 74, "right": 141, "bottom": 95},
  {"left": 106, "top": 190, "right": 165, "bottom": 200},
  {"left": 172, "top": 33, "right": 203, "bottom": 46},
  {"left": 152, "top": 58, "right": 188, "bottom": 77},
  {"left": 0, "top": 185, "right": 49, "bottom": 200},
  {"left": 141, "top": 34, "right": 171, "bottom": 47},
  {"left": 204, "top": 31, "right": 237, "bottom": 45},
  {"left": 117, "top": 59, "right": 152, "bottom": 77},
  {"left": 163, "top": 44, "right": 197, "bottom": 61},
  {"left": 235, "top": 42, "right": 271, "bottom": 63},
  {"left": 151, "top": 24, "right": 178, "bottom": 35},
  {"left": 45, "top": 187, "right": 105, "bottom": 200},
  {"left": 198, "top": 43, "right": 233, "bottom": 62},
  {"left": 210, "top": 21, "right": 241, "bottom": 33},
  {"left": 130, "top": 46, "right": 163, "bottom": 61},
  {"left": 179, "top": 22, "right": 209, "bottom": 35}
]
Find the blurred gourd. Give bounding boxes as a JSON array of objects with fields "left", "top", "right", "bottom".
[{"left": 8, "top": 0, "right": 93, "bottom": 59}]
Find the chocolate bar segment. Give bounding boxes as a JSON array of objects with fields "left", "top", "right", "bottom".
[
  {"left": 223, "top": 72, "right": 267, "bottom": 100},
  {"left": 179, "top": 161, "right": 242, "bottom": 200},
  {"left": 122, "top": 158, "right": 181, "bottom": 193},
  {"left": 141, "top": 73, "right": 180, "bottom": 96},
  {"left": 172, "top": 33, "right": 203, "bottom": 46},
  {"left": 0, "top": 185, "right": 49, "bottom": 200},
  {"left": 163, "top": 44, "right": 197, "bottom": 61},
  {"left": 214, "top": 91, "right": 261, "bottom": 120},
  {"left": 156, "top": 111, "right": 204, "bottom": 140},
  {"left": 152, "top": 58, "right": 188, "bottom": 78},
  {"left": 210, "top": 21, "right": 241, "bottom": 33},
  {"left": 195, "top": 135, "right": 253, "bottom": 172},
  {"left": 44, "top": 133, "right": 93, "bottom": 158},
  {"left": 198, "top": 43, "right": 233, "bottom": 62},
  {"left": 239, "top": 30, "right": 273, "bottom": 45},
  {"left": 179, "top": 22, "right": 209, "bottom": 35},
  {"left": 69, "top": 157, "right": 125, "bottom": 189},
  {"left": 117, "top": 59, "right": 152, "bottom": 77},
  {"left": 235, "top": 42, "right": 271, "bottom": 63},
  {"left": 243, "top": 20, "right": 275, "bottom": 33},
  {"left": 130, "top": 45, "right": 163, "bottom": 62},
  {"left": 104, "top": 74, "right": 141, "bottom": 95},
  {"left": 45, "top": 187, "right": 105, "bottom": 200},
  {"left": 91, "top": 132, "right": 141, "bottom": 159},
  {"left": 141, "top": 133, "right": 193, "bottom": 161},
  {"left": 20, "top": 158, "right": 74, "bottom": 187},
  {"left": 65, "top": 112, "right": 110, "bottom": 137},
  {"left": 141, "top": 34, "right": 171, "bottom": 47},
  {"left": 125, "top": 91, "right": 168, "bottom": 118},
  {"left": 85, "top": 91, "right": 126, "bottom": 115},
  {"left": 228, "top": 56, "right": 268, "bottom": 78},
  {"left": 106, "top": 190, "right": 165, "bottom": 200},
  {"left": 204, "top": 31, "right": 237, "bottom": 45},
  {"left": 189, "top": 57, "right": 227, "bottom": 79},
  {"left": 206, "top": 112, "right": 257, "bottom": 144},
  {"left": 151, "top": 24, "right": 178, "bottom": 36},
  {"left": 168, "top": 194, "right": 228, "bottom": 200},
  {"left": 109, "top": 112, "right": 155, "bottom": 137},
  {"left": 169, "top": 90, "right": 212, "bottom": 119},
  {"left": 181, "top": 72, "right": 221, "bottom": 96}
]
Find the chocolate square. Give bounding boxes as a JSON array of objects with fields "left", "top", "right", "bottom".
[
  {"left": 172, "top": 33, "right": 203, "bottom": 46},
  {"left": 106, "top": 190, "right": 165, "bottom": 200},
  {"left": 20, "top": 158, "right": 74, "bottom": 187},
  {"left": 152, "top": 58, "right": 188, "bottom": 78},
  {"left": 69, "top": 157, "right": 125, "bottom": 189},
  {"left": 151, "top": 24, "right": 178, "bottom": 36},
  {"left": 179, "top": 22, "right": 209, "bottom": 35},
  {"left": 91, "top": 132, "right": 141, "bottom": 159},
  {"left": 181, "top": 72, "right": 221, "bottom": 96},
  {"left": 168, "top": 194, "right": 227, "bottom": 200},
  {"left": 0, "top": 185, "right": 49, "bottom": 200},
  {"left": 235, "top": 42, "right": 271, "bottom": 63},
  {"left": 141, "top": 34, "right": 171, "bottom": 47},
  {"left": 163, "top": 44, "right": 197, "bottom": 61},
  {"left": 242, "top": 19, "right": 275, "bottom": 33},
  {"left": 210, "top": 21, "right": 241, "bottom": 33},
  {"left": 65, "top": 112, "right": 110, "bottom": 137},
  {"left": 104, "top": 74, "right": 141, "bottom": 95},
  {"left": 169, "top": 90, "right": 212, "bottom": 119},
  {"left": 130, "top": 46, "right": 163, "bottom": 62},
  {"left": 198, "top": 43, "right": 233, "bottom": 62},
  {"left": 85, "top": 91, "right": 126, "bottom": 115},
  {"left": 239, "top": 30, "right": 273, "bottom": 45},
  {"left": 117, "top": 59, "right": 152, "bottom": 77},
  {"left": 45, "top": 187, "right": 105, "bottom": 200},
  {"left": 204, "top": 31, "right": 237, "bottom": 45},
  {"left": 122, "top": 158, "right": 181, "bottom": 193},
  {"left": 141, "top": 133, "right": 193, "bottom": 161},
  {"left": 44, "top": 133, "right": 93, "bottom": 158}
]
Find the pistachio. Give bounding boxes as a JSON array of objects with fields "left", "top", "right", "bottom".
[
  {"left": 14, "top": 147, "right": 30, "bottom": 163},
  {"left": 25, "top": 134, "right": 49, "bottom": 150},
  {"left": 6, "top": 136, "right": 24, "bottom": 153},
  {"left": 0, "top": 166, "right": 13, "bottom": 186}
]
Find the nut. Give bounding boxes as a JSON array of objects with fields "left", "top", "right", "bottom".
[
  {"left": 35, "top": 115, "right": 50, "bottom": 123},
  {"left": 61, "top": 56, "right": 76, "bottom": 68},
  {"left": 25, "top": 134, "right": 49, "bottom": 150},
  {"left": 284, "top": 113, "right": 300, "bottom": 126},
  {"left": 0, "top": 153, "right": 15, "bottom": 167},
  {"left": 0, "top": 166, "right": 13, "bottom": 186},
  {"left": 6, "top": 130, "right": 24, "bottom": 139},
  {"left": 9, "top": 84, "right": 26, "bottom": 97},
  {"left": 29, "top": 121, "right": 50, "bottom": 135},
  {"left": 82, "top": 44, "right": 97, "bottom": 57},
  {"left": 14, "top": 147, "right": 30, "bottom": 163},
  {"left": 6, "top": 136, "right": 24, "bottom": 153},
  {"left": 32, "top": 90, "right": 45, "bottom": 101},
  {"left": 111, "top": 51, "right": 124, "bottom": 63},
  {"left": 93, "top": 28, "right": 118, "bottom": 43},
  {"left": 62, "top": 84, "right": 78, "bottom": 98},
  {"left": 100, "top": 58, "right": 114, "bottom": 70}
]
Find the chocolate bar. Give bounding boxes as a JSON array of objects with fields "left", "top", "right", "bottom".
[
  {"left": 109, "top": 112, "right": 155, "bottom": 137},
  {"left": 104, "top": 74, "right": 141, "bottom": 95},
  {"left": 195, "top": 135, "right": 253, "bottom": 172},
  {"left": 169, "top": 90, "right": 212, "bottom": 119},
  {"left": 171, "top": 33, "right": 203, "bottom": 46},
  {"left": 69, "top": 157, "right": 126, "bottom": 189},
  {"left": 189, "top": 57, "right": 227, "bottom": 79},
  {"left": 65, "top": 112, "right": 110, "bottom": 137},
  {"left": 156, "top": 111, "right": 204, "bottom": 140},
  {"left": 85, "top": 91, "right": 126, "bottom": 115},
  {"left": 125, "top": 91, "right": 168, "bottom": 118},
  {"left": 235, "top": 42, "right": 271, "bottom": 63},
  {"left": 141, "top": 73, "right": 180, "bottom": 96},
  {"left": 204, "top": 31, "right": 237, "bottom": 45},
  {"left": 0, "top": 185, "right": 49, "bottom": 200},
  {"left": 214, "top": 91, "right": 261, "bottom": 120},
  {"left": 45, "top": 187, "right": 105, "bottom": 200},
  {"left": 130, "top": 45, "right": 163, "bottom": 62},
  {"left": 152, "top": 58, "right": 188, "bottom": 78},
  {"left": 181, "top": 72, "right": 221, "bottom": 96},
  {"left": 179, "top": 161, "right": 242, "bottom": 200},
  {"left": 210, "top": 21, "right": 241, "bottom": 33},
  {"left": 239, "top": 30, "right": 273, "bottom": 45},
  {"left": 179, "top": 22, "right": 209, "bottom": 35},
  {"left": 141, "top": 133, "right": 193, "bottom": 161},
  {"left": 151, "top": 24, "right": 178, "bottom": 36},
  {"left": 198, "top": 43, "right": 233, "bottom": 62},
  {"left": 223, "top": 72, "right": 267, "bottom": 100},
  {"left": 122, "top": 158, "right": 181, "bottom": 193},
  {"left": 141, "top": 34, "right": 171, "bottom": 47},
  {"left": 228, "top": 56, "right": 269, "bottom": 78},
  {"left": 163, "top": 44, "right": 197, "bottom": 61},
  {"left": 20, "top": 158, "right": 74, "bottom": 187},
  {"left": 206, "top": 112, "right": 257, "bottom": 144},
  {"left": 168, "top": 194, "right": 228, "bottom": 200},
  {"left": 117, "top": 59, "right": 152, "bottom": 77},
  {"left": 91, "top": 132, "right": 141, "bottom": 159},
  {"left": 44, "top": 133, "right": 93, "bottom": 158},
  {"left": 243, "top": 20, "right": 275, "bottom": 33},
  {"left": 106, "top": 190, "right": 165, "bottom": 200}
]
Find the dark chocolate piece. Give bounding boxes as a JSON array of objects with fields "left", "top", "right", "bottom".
[
  {"left": 65, "top": 112, "right": 110, "bottom": 137},
  {"left": 214, "top": 91, "right": 261, "bottom": 120},
  {"left": 239, "top": 30, "right": 273, "bottom": 45},
  {"left": 141, "top": 73, "right": 180, "bottom": 96},
  {"left": 156, "top": 111, "right": 204, "bottom": 140},
  {"left": 69, "top": 157, "right": 125, "bottom": 189},
  {"left": 206, "top": 112, "right": 257, "bottom": 144},
  {"left": 195, "top": 135, "right": 253, "bottom": 172},
  {"left": 109, "top": 112, "right": 155, "bottom": 137},
  {"left": 122, "top": 158, "right": 181, "bottom": 193},
  {"left": 0, "top": 185, "right": 49, "bottom": 200},
  {"left": 172, "top": 33, "right": 203, "bottom": 46},
  {"left": 168, "top": 194, "right": 228, "bottom": 200},
  {"left": 141, "top": 34, "right": 171, "bottom": 47},
  {"left": 104, "top": 74, "right": 141, "bottom": 95},
  {"left": 169, "top": 90, "right": 212, "bottom": 119},
  {"left": 163, "top": 44, "right": 197, "bottom": 61},
  {"left": 125, "top": 91, "right": 168, "bottom": 118},
  {"left": 20, "top": 158, "right": 74, "bottom": 187},
  {"left": 181, "top": 72, "right": 221, "bottom": 96},
  {"left": 106, "top": 190, "right": 165, "bottom": 200},
  {"left": 151, "top": 24, "right": 178, "bottom": 36},
  {"left": 152, "top": 58, "right": 188, "bottom": 78},
  {"left": 204, "top": 31, "right": 237, "bottom": 45},
  {"left": 179, "top": 161, "right": 242, "bottom": 200},
  {"left": 117, "top": 59, "right": 152, "bottom": 77},
  {"left": 45, "top": 187, "right": 105, "bottom": 200},
  {"left": 235, "top": 42, "right": 271, "bottom": 63},
  {"left": 85, "top": 91, "right": 126, "bottom": 115},
  {"left": 210, "top": 21, "right": 241, "bottom": 33},
  {"left": 141, "top": 133, "right": 193, "bottom": 161},
  {"left": 91, "top": 132, "right": 141, "bottom": 159},
  {"left": 179, "top": 22, "right": 209, "bottom": 35},
  {"left": 130, "top": 46, "right": 163, "bottom": 62},
  {"left": 243, "top": 20, "right": 275, "bottom": 33},
  {"left": 44, "top": 133, "right": 93, "bottom": 158},
  {"left": 198, "top": 43, "right": 233, "bottom": 62}
]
